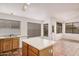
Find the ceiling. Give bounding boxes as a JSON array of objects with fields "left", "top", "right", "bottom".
[
  {"left": 0, "top": 3, "right": 79, "bottom": 22},
  {"left": 30, "top": 3, "right": 79, "bottom": 21}
]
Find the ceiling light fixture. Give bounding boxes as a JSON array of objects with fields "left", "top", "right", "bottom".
[{"left": 22, "top": 3, "right": 30, "bottom": 11}]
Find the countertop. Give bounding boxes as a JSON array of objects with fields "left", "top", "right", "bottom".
[
  {"left": 0, "top": 35, "right": 20, "bottom": 39},
  {"left": 22, "top": 37, "right": 56, "bottom": 50}
]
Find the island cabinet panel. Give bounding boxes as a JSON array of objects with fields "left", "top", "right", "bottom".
[
  {"left": 0, "top": 37, "right": 19, "bottom": 54},
  {"left": 39, "top": 46, "right": 53, "bottom": 56},
  {"left": 22, "top": 42, "right": 53, "bottom": 56},
  {"left": 22, "top": 42, "right": 28, "bottom": 56},
  {"left": 28, "top": 50, "right": 37, "bottom": 56},
  {"left": 28, "top": 45, "right": 39, "bottom": 55}
]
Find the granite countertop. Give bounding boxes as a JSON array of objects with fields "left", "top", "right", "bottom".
[{"left": 22, "top": 37, "right": 56, "bottom": 50}]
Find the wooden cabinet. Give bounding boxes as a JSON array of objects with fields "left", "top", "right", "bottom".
[
  {"left": 22, "top": 42, "right": 38, "bottom": 56},
  {"left": 0, "top": 37, "right": 19, "bottom": 54},
  {"left": 28, "top": 45, "right": 39, "bottom": 56},
  {"left": 28, "top": 50, "right": 37, "bottom": 56},
  {"left": 22, "top": 42, "right": 53, "bottom": 56},
  {"left": 3, "top": 39, "right": 12, "bottom": 52},
  {"left": 0, "top": 40, "right": 3, "bottom": 53},
  {"left": 22, "top": 42, "right": 28, "bottom": 56},
  {"left": 28, "top": 45, "right": 39, "bottom": 55},
  {"left": 39, "top": 46, "right": 53, "bottom": 56},
  {"left": 13, "top": 37, "right": 19, "bottom": 49}
]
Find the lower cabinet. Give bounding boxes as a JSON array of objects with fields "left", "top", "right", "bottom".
[
  {"left": 3, "top": 38, "right": 13, "bottom": 52},
  {"left": 0, "top": 37, "right": 19, "bottom": 54},
  {"left": 22, "top": 42, "right": 53, "bottom": 56},
  {"left": 13, "top": 38, "right": 19, "bottom": 49},
  {"left": 28, "top": 50, "right": 37, "bottom": 56},
  {"left": 0, "top": 40, "right": 3, "bottom": 53},
  {"left": 22, "top": 42, "right": 28, "bottom": 56},
  {"left": 39, "top": 46, "right": 53, "bottom": 56}
]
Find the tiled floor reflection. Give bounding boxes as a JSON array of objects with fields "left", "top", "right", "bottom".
[
  {"left": 53, "top": 40, "right": 65, "bottom": 56},
  {"left": 53, "top": 39, "right": 79, "bottom": 56}
]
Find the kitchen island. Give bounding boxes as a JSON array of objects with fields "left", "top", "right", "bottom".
[{"left": 22, "top": 37, "right": 55, "bottom": 56}]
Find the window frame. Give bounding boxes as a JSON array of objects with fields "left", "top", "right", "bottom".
[{"left": 65, "top": 22, "right": 79, "bottom": 34}]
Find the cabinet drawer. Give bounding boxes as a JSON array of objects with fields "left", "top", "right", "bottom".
[
  {"left": 28, "top": 45, "right": 39, "bottom": 55},
  {"left": 3, "top": 39, "right": 12, "bottom": 51},
  {"left": 28, "top": 50, "right": 38, "bottom": 56}
]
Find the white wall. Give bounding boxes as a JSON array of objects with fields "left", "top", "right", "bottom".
[
  {"left": 42, "top": 17, "right": 64, "bottom": 41},
  {"left": 51, "top": 17, "right": 64, "bottom": 41},
  {"left": 63, "top": 34, "right": 79, "bottom": 40}
]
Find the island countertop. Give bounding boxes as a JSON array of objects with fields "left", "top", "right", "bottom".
[{"left": 22, "top": 37, "right": 56, "bottom": 50}]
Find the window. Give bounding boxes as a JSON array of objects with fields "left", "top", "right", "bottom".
[
  {"left": 44, "top": 24, "right": 48, "bottom": 36},
  {"left": 52, "top": 26, "right": 54, "bottom": 32},
  {"left": 27, "top": 22, "right": 41, "bottom": 37},
  {"left": 56, "top": 22, "right": 62, "bottom": 33},
  {"left": 72, "top": 23, "right": 79, "bottom": 33},
  {"left": 65, "top": 23, "right": 73, "bottom": 33},
  {"left": 65, "top": 22, "right": 79, "bottom": 34}
]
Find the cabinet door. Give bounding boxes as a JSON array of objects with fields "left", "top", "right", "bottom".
[
  {"left": 0, "top": 40, "right": 1, "bottom": 53},
  {"left": 28, "top": 50, "right": 37, "bottom": 56},
  {"left": 3, "top": 39, "right": 12, "bottom": 51},
  {"left": 28, "top": 45, "right": 39, "bottom": 55},
  {"left": 9, "top": 39, "right": 13, "bottom": 51},
  {"left": 0, "top": 39, "right": 12, "bottom": 53},
  {"left": 0, "top": 40, "right": 3, "bottom": 53},
  {"left": 22, "top": 42, "right": 28, "bottom": 56},
  {"left": 13, "top": 38, "right": 19, "bottom": 49}
]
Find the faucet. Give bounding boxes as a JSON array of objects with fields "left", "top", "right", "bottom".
[{"left": 9, "top": 34, "right": 14, "bottom": 37}]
